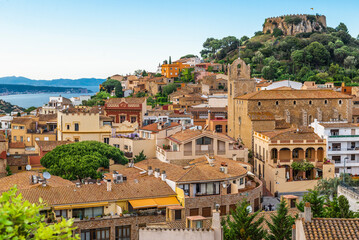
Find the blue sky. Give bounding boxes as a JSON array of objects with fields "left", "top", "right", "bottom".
[{"left": 0, "top": 0, "right": 358, "bottom": 79}]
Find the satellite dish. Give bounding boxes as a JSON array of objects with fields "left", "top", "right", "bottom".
[
  {"left": 43, "top": 171, "right": 51, "bottom": 180},
  {"left": 246, "top": 206, "right": 252, "bottom": 213},
  {"left": 25, "top": 165, "right": 31, "bottom": 171}
]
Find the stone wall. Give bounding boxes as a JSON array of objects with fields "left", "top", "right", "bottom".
[
  {"left": 263, "top": 14, "right": 327, "bottom": 36},
  {"left": 73, "top": 214, "right": 166, "bottom": 240},
  {"left": 338, "top": 185, "right": 359, "bottom": 212}
]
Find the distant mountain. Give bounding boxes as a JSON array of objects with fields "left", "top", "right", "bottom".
[
  {"left": 0, "top": 84, "right": 90, "bottom": 95},
  {"left": 0, "top": 76, "right": 105, "bottom": 87}
]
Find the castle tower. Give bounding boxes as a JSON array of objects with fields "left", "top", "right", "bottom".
[{"left": 227, "top": 58, "right": 256, "bottom": 140}]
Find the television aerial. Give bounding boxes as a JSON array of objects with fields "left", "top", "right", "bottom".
[
  {"left": 246, "top": 206, "right": 253, "bottom": 213},
  {"left": 25, "top": 165, "right": 32, "bottom": 171},
  {"left": 43, "top": 171, "right": 51, "bottom": 180}
]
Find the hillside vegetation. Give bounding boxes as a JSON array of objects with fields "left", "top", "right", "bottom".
[{"left": 201, "top": 22, "right": 359, "bottom": 85}]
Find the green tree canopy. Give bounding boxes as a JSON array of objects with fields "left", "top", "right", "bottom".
[
  {"left": 222, "top": 200, "right": 267, "bottom": 240},
  {"left": 0, "top": 186, "right": 78, "bottom": 239},
  {"left": 41, "top": 141, "right": 128, "bottom": 181},
  {"left": 266, "top": 200, "right": 296, "bottom": 240},
  {"left": 134, "top": 150, "right": 146, "bottom": 163},
  {"left": 161, "top": 83, "right": 178, "bottom": 96}
]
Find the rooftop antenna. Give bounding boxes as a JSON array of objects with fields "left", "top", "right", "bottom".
[{"left": 25, "top": 165, "right": 31, "bottom": 171}]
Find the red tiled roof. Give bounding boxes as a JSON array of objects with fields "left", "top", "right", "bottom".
[
  {"left": 140, "top": 122, "right": 181, "bottom": 133},
  {"left": 9, "top": 142, "right": 25, "bottom": 148}
]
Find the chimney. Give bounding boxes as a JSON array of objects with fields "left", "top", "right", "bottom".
[
  {"left": 76, "top": 182, "right": 81, "bottom": 188},
  {"left": 107, "top": 179, "right": 112, "bottom": 192},
  {"left": 161, "top": 170, "right": 167, "bottom": 181},
  {"left": 220, "top": 162, "right": 228, "bottom": 174},
  {"left": 154, "top": 168, "right": 160, "bottom": 178},
  {"left": 148, "top": 166, "right": 153, "bottom": 176},
  {"left": 157, "top": 122, "right": 162, "bottom": 130},
  {"left": 212, "top": 204, "right": 221, "bottom": 240},
  {"left": 207, "top": 110, "right": 211, "bottom": 121},
  {"left": 128, "top": 160, "right": 134, "bottom": 168},
  {"left": 292, "top": 225, "right": 296, "bottom": 240},
  {"left": 304, "top": 202, "right": 312, "bottom": 222},
  {"left": 112, "top": 170, "right": 119, "bottom": 179}
]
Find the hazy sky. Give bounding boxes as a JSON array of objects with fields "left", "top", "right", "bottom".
[{"left": 0, "top": 0, "right": 358, "bottom": 79}]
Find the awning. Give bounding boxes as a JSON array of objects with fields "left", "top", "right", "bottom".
[
  {"left": 53, "top": 202, "right": 109, "bottom": 210},
  {"left": 129, "top": 197, "right": 180, "bottom": 209},
  {"left": 129, "top": 199, "right": 157, "bottom": 209},
  {"left": 154, "top": 197, "right": 180, "bottom": 208}
]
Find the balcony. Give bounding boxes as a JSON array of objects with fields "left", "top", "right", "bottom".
[{"left": 124, "top": 152, "right": 133, "bottom": 158}]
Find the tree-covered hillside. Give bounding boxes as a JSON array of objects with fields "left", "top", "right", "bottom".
[{"left": 201, "top": 22, "right": 359, "bottom": 85}]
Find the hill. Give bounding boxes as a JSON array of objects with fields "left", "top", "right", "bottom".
[
  {"left": 0, "top": 77, "right": 105, "bottom": 87},
  {"left": 0, "top": 84, "right": 90, "bottom": 95},
  {"left": 200, "top": 16, "right": 359, "bottom": 85},
  {"left": 0, "top": 99, "right": 24, "bottom": 114}
]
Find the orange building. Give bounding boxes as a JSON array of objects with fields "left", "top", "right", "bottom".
[{"left": 161, "top": 62, "right": 190, "bottom": 78}]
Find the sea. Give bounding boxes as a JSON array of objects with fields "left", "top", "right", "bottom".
[{"left": 0, "top": 86, "right": 99, "bottom": 108}]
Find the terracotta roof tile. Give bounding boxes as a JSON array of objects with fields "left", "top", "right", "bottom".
[
  {"left": 36, "top": 141, "right": 72, "bottom": 152},
  {"left": 11, "top": 117, "right": 33, "bottom": 125},
  {"left": 17, "top": 177, "right": 176, "bottom": 206},
  {"left": 168, "top": 129, "right": 234, "bottom": 143},
  {"left": 258, "top": 128, "right": 321, "bottom": 141},
  {"left": 236, "top": 89, "right": 352, "bottom": 100},
  {"left": 0, "top": 171, "right": 75, "bottom": 192},
  {"left": 318, "top": 122, "right": 359, "bottom": 128},
  {"left": 140, "top": 122, "right": 181, "bottom": 132},
  {"left": 303, "top": 218, "right": 359, "bottom": 240},
  {"left": 106, "top": 97, "right": 146, "bottom": 105},
  {"left": 9, "top": 142, "right": 26, "bottom": 148},
  {"left": 61, "top": 106, "right": 104, "bottom": 114}
]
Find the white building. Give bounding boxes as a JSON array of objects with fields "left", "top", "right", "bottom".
[
  {"left": 70, "top": 95, "right": 91, "bottom": 106},
  {"left": 0, "top": 115, "right": 12, "bottom": 129},
  {"left": 311, "top": 119, "right": 359, "bottom": 176},
  {"left": 40, "top": 96, "right": 72, "bottom": 114}
]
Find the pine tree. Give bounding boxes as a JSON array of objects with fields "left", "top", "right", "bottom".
[
  {"left": 266, "top": 200, "right": 296, "bottom": 240},
  {"left": 134, "top": 150, "right": 146, "bottom": 163},
  {"left": 222, "top": 200, "right": 267, "bottom": 240},
  {"left": 169, "top": 56, "right": 172, "bottom": 64}
]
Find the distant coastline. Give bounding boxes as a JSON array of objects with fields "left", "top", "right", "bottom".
[{"left": 0, "top": 84, "right": 92, "bottom": 96}]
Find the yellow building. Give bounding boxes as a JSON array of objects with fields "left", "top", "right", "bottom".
[
  {"left": 253, "top": 128, "right": 335, "bottom": 195},
  {"left": 161, "top": 62, "right": 190, "bottom": 78},
  {"left": 11, "top": 115, "right": 57, "bottom": 147},
  {"left": 57, "top": 107, "right": 138, "bottom": 143}
]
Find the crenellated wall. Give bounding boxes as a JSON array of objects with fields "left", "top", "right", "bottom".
[{"left": 263, "top": 14, "right": 327, "bottom": 36}]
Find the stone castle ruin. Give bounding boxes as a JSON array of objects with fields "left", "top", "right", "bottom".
[{"left": 263, "top": 14, "right": 327, "bottom": 36}]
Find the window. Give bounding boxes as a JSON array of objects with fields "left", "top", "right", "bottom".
[
  {"left": 130, "top": 116, "right": 137, "bottom": 123},
  {"left": 293, "top": 101, "right": 296, "bottom": 105},
  {"left": 124, "top": 145, "right": 128, "bottom": 150},
  {"left": 324, "top": 100, "right": 328, "bottom": 104},
  {"left": 13, "top": 125, "right": 18, "bottom": 129},
  {"left": 226, "top": 125, "right": 228, "bottom": 133},
  {"left": 175, "top": 210, "right": 182, "bottom": 220},
  {"left": 74, "top": 123, "right": 79, "bottom": 131},
  {"left": 195, "top": 182, "right": 219, "bottom": 196},
  {"left": 19, "top": 126, "right": 24, "bottom": 129},
  {"left": 113, "top": 144, "right": 120, "bottom": 148},
  {"left": 195, "top": 220, "right": 203, "bottom": 229},
  {"left": 115, "top": 225, "right": 131, "bottom": 240},
  {"left": 332, "top": 143, "right": 341, "bottom": 150},
  {"left": 35, "top": 137, "right": 40, "bottom": 141},
  {"left": 20, "top": 136, "right": 23, "bottom": 142},
  {"left": 308, "top": 100, "right": 312, "bottom": 105},
  {"left": 18, "top": 166, "right": 22, "bottom": 170},
  {"left": 104, "top": 138, "right": 109, "bottom": 144},
  {"left": 215, "top": 125, "right": 222, "bottom": 133},
  {"left": 351, "top": 154, "right": 355, "bottom": 161},
  {"left": 330, "top": 129, "right": 339, "bottom": 136},
  {"left": 81, "top": 227, "right": 110, "bottom": 240},
  {"left": 196, "top": 137, "right": 211, "bottom": 145},
  {"left": 351, "top": 129, "right": 356, "bottom": 135},
  {"left": 220, "top": 205, "right": 227, "bottom": 216},
  {"left": 240, "top": 177, "right": 244, "bottom": 185},
  {"left": 120, "top": 115, "right": 126, "bottom": 123},
  {"left": 189, "top": 208, "right": 199, "bottom": 216},
  {"left": 73, "top": 207, "right": 103, "bottom": 219},
  {"left": 179, "top": 184, "right": 190, "bottom": 196},
  {"left": 332, "top": 156, "right": 341, "bottom": 164},
  {"left": 275, "top": 101, "right": 279, "bottom": 106},
  {"left": 13, "top": 136, "right": 17, "bottom": 141},
  {"left": 202, "top": 207, "right": 211, "bottom": 217},
  {"left": 55, "top": 210, "right": 67, "bottom": 219},
  {"left": 66, "top": 124, "right": 70, "bottom": 130},
  {"left": 74, "top": 138, "right": 79, "bottom": 142},
  {"left": 339, "top": 100, "right": 342, "bottom": 105},
  {"left": 44, "top": 137, "right": 49, "bottom": 141},
  {"left": 27, "top": 137, "right": 30, "bottom": 142},
  {"left": 257, "top": 101, "right": 261, "bottom": 106}
]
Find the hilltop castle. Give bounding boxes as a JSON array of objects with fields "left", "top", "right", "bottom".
[{"left": 263, "top": 14, "right": 327, "bottom": 36}]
